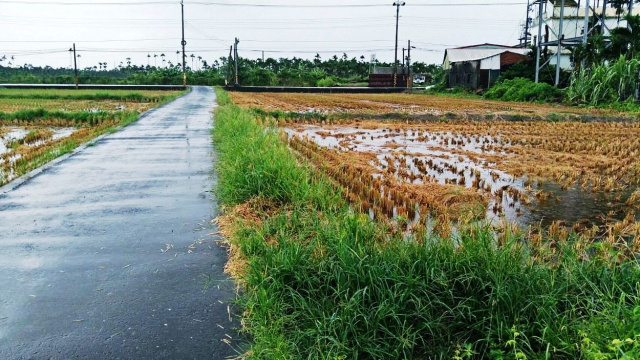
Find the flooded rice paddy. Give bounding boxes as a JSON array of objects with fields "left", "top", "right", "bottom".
[
  {"left": 0, "top": 127, "right": 76, "bottom": 184},
  {"left": 286, "top": 121, "right": 640, "bottom": 232}
]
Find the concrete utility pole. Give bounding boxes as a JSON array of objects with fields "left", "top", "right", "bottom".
[
  {"left": 629, "top": 0, "right": 634, "bottom": 31},
  {"left": 234, "top": 38, "right": 240, "bottom": 86},
  {"left": 407, "top": 40, "right": 415, "bottom": 88},
  {"left": 555, "top": 0, "right": 566, "bottom": 86},
  {"left": 392, "top": 1, "right": 405, "bottom": 87},
  {"left": 402, "top": 48, "right": 406, "bottom": 74},
  {"left": 181, "top": 0, "right": 187, "bottom": 87},
  {"left": 601, "top": 0, "right": 607, "bottom": 34},
  {"left": 227, "top": 46, "right": 233, "bottom": 85},
  {"left": 535, "top": 0, "right": 543, "bottom": 83},
  {"left": 524, "top": 0, "right": 531, "bottom": 46},
  {"left": 582, "top": 0, "right": 591, "bottom": 70},
  {"left": 71, "top": 43, "right": 78, "bottom": 89}
]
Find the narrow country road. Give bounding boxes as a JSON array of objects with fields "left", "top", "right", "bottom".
[{"left": 0, "top": 86, "right": 240, "bottom": 359}]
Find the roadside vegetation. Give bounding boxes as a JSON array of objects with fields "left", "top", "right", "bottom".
[
  {"left": 214, "top": 88, "right": 640, "bottom": 359},
  {"left": 0, "top": 88, "right": 184, "bottom": 186}
]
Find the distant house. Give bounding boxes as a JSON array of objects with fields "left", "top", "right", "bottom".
[{"left": 443, "top": 44, "right": 530, "bottom": 89}]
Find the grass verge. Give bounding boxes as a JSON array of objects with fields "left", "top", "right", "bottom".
[{"left": 213, "top": 87, "right": 640, "bottom": 359}]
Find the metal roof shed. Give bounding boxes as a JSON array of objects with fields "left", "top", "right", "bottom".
[{"left": 443, "top": 47, "right": 530, "bottom": 89}]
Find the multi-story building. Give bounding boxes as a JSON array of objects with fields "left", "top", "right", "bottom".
[{"left": 530, "top": 0, "right": 639, "bottom": 69}]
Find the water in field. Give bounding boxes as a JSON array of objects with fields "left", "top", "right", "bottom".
[
  {"left": 0, "top": 127, "right": 75, "bottom": 155},
  {"left": 286, "top": 125, "right": 634, "bottom": 229}
]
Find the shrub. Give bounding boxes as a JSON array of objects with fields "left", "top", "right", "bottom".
[
  {"left": 316, "top": 76, "right": 338, "bottom": 87},
  {"left": 484, "top": 77, "right": 564, "bottom": 103}
]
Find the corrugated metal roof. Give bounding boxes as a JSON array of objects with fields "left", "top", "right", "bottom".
[
  {"left": 446, "top": 48, "right": 530, "bottom": 63},
  {"left": 549, "top": 0, "right": 578, "bottom": 6}
]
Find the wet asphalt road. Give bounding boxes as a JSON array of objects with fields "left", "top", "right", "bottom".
[{"left": 0, "top": 86, "right": 240, "bottom": 359}]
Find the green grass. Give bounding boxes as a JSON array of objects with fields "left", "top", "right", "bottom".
[
  {"left": 213, "top": 87, "right": 640, "bottom": 359},
  {"left": 0, "top": 108, "right": 132, "bottom": 126},
  {"left": 0, "top": 88, "right": 185, "bottom": 103}
]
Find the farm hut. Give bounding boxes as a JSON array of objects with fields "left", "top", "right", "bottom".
[{"left": 443, "top": 45, "right": 530, "bottom": 89}]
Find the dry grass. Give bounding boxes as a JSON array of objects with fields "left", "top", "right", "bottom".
[
  {"left": 290, "top": 135, "right": 486, "bottom": 235},
  {"left": 230, "top": 92, "right": 626, "bottom": 119}
]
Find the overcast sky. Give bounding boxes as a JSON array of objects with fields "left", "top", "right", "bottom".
[{"left": 0, "top": 0, "right": 528, "bottom": 70}]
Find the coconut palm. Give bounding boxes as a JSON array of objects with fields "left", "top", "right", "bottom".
[{"left": 190, "top": 54, "right": 195, "bottom": 69}]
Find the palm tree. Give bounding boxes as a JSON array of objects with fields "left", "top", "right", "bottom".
[
  {"left": 147, "top": 54, "right": 151, "bottom": 66},
  {"left": 190, "top": 54, "right": 195, "bottom": 69},
  {"left": 126, "top": 57, "right": 131, "bottom": 67},
  {"left": 197, "top": 56, "right": 202, "bottom": 70},
  {"left": 176, "top": 50, "right": 180, "bottom": 64},
  {"left": 154, "top": 54, "right": 158, "bottom": 67},
  {"left": 160, "top": 53, "right": 166, "bottom": 68}
]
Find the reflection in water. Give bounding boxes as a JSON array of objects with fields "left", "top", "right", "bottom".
[{"left": 286, "top": 125, "right": 634, "bottom": 229}]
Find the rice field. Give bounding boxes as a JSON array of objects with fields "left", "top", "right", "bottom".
[
  {"left": 0, "top": 98, "right": 157, "bottom": 113},
  {"left": 238, "top": 92, "right": 640, "bottom": 253},
  {"left": 0, "top": 88, "right": 183, "bottom": 186},
  {"left": 216, "top": 89, "right": 640, "bottom": 359},
  {"left": 230, "top": 91, "right": 633, "bottom": 120}
]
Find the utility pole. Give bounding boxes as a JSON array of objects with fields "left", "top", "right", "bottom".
[
  {"left": 227, "top": 46, "right": 233, "bottom": 85},
  {"left": 181, "top": 0, "right": 187, "bottom": 87},
  {"left": 402, "top": 48, "right": 406, "bottom": 75},
  {"left": 71, "top": 43, "right": 78, "bottom": 89},
  {"left": 524, "top": 0, "right": 531, "bottom": 47},
  {"left": 629, "top": 0, "right": 634, "bottom": 31},
  {"left": 407, "top": 40, "right": 414, "bottom": 88},
  {"left": 582, "top": 0, "right": 590, "bottom": 70},
  {"left": 555, "top": 0, "right": 566, "bottom": 86},
  {"left": 234, "top": 38, "right": 240, "bottom": 87},
  {"left": 601, "top": 0, "right": 607, "bottom": 34},
  {"left": 392, "top": 1, "right": 405, "bottom": 87},
  {"left": 535, "top": 0, "right": 543, "bottom": 83}
]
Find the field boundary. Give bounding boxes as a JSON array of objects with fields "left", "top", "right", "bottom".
[
  {"left": 0, "top": 88, "right": 191, "bottom": 194},
  {"left": 225, "top": 86, "right": 406, "bottom": 94}
]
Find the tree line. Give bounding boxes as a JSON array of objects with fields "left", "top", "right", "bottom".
[{"left": 0, "top": 53, "right": 442, "bottom": 87}]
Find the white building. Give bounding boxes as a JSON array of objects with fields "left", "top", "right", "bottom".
[{"left": 530, "top": 0, "right": 639, "bottom": 69}]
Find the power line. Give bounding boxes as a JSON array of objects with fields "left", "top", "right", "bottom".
[
  {"left": 1, "top": 0, "right": 528, "bottom": 6},
  {"left": 186, "top": 1, "right": 527, "bottom": 7}
]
